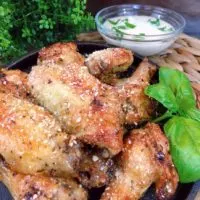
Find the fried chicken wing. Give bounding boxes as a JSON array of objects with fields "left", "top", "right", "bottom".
[
  {"left": 38, "top": 42, "right": 84, "bottom": 65},
  {"left": 28, "top": 55, "right": 124, "bottom": 156},
  {"left": 0, "top": 69, "right": 33, "bottom": 101},
  {"left": 28, "top": 43, "right": 156, "bottom": 156},
  {"left": 117, "top": 59, "right": 157, "bottom": 125},
  {"left": 101, "top": 123, "right": 178, "bottom": 200},
  {"left": 0, "top": 91, "right": 112, "bottom": 188},
  {"left": 0, "top": 92, "right": 79, "bottom": 178},
  {"left": 0, "top": 160, "right": 87, "bottom": 200},
  {"left": 85, "top": 48, "right": 133, "bottom": 85}
]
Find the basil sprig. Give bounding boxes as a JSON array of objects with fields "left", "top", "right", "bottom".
[{"left": 145, "top": 67, "right": 200, "bottom": 183}]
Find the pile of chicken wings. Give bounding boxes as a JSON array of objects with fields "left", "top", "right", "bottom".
[{"left": 0, "top": 42, "right": 178, "bottom": 200}]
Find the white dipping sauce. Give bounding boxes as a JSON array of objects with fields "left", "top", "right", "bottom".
[{"left": 99, "top": 16, "right": 176, "bottom": 56}]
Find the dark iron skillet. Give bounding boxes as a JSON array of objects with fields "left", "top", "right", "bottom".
[{"left": 0, "top": 42, "right": 198, "bottom": 200}]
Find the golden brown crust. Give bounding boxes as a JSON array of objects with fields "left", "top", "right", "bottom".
[
  {"left": 0, "top": 92, "right": 78, "bottom": 178},
  {"left": 0, "top": 162, "right": 87, "bottom": 200},
  {"left": 85, "top": 48, "right": 133, "bottom": 85},
  {"left": 117, "top": 59, "right": 157, "bottom": 125},
  {"left": 28, "top": 61, "right": 124, "bottom": 156},
  {"left": 29, "top": 44, "right": 156, "bottom": 156},
  {"left": 101, "top": 123, "right": 178, "bottom": 200},
  {"left": 38, "top": 42, "right": 84, "bottom": 65},
  {"left": 0, "top": 69, "right": 33, "bottom": 102}
]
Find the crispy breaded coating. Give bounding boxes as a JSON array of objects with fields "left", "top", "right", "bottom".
[
  {"left": 85, "top": 48, "right": 133, "bottom": 85},
  {"left": 117, "top": 59, "right": 157, "bottom": 125},
  {"left": 101, "top": 123, "right": 178, "bottom": 200},
  {"left": 0, "top": 69, "right": 33, "bottom": 101},
  {"left": 0, "top": 92, "right": 80, "bottom": 178},
  {"left": 28, "top": 42, "right": 156, "bottom": 156},
  {"left": 0, "top": 161, "right": 87, "bottom": 200},
  {"left": 38, "top": 42, "right": 84, "bottom": 65},
  {"left": 28, "top": 62, "right": 124, "bottom": 156},
  {"left": 0, "top": 91, "right": 113, "bottom": 188}
]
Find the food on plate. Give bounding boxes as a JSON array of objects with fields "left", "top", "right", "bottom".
[
  {"left": 0, "top": 91, "right": 112, "bottom": 188},
  {"left": 38, "top": 42, "right": 84, "bottom": 66},
  {"left": 101, "top": 123, "right": 178, "bottom": 200},
  {"left": 28, "top": 43, "right": 155, "bottom": 156},
  {"left": 0, "top": 69, "right": 33, "bottom": 101},
  {"left": 145, "top": 67, "right": 200, "bottom": 183},
  {"left": 0, "top": 159, "right": 87, "bottom": 200},
  {"left": 85, "top": 48, "right": 133, "bottom": 85},
  {"left": 1, "top": 41, "right": 199, "bottom": 199}
]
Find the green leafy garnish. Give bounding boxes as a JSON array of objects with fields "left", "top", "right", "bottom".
[
  {"left": 117, "top": 25, "right": 127, "bottom": 30},
  {"left": 108, "top": 19, "right": 120, "bottom": 25},
  {"left": 158, "top": 26, "right": 174, "bottom": 32},
  {"left": 145, "top": 67, "right": 200, "bottom": 183},
  {"left": 112, "top": 27, "right": 125, "bottom": 40},
  {"left": 134, "top": 33, "right": 146, "bottom": 41},
  {"left": 148, "top": 18, "right": 160, "bottom": 26},
  {"left": 164, "top": 116, "right": 200, "bottom": 183},
  {"left": 124, "top": 21, "right": 136, "bottom": 29}
]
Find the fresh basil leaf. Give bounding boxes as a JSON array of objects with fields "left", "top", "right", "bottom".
[
  {"left": 164, "top": 116, "right": 200, "bottom": 183},
  {"left": 181, "top": 107, "right": 200, "bottom": 122},
  {"left": 145, "top": 83, "right": 179, "bottom": 113},
  {"left": 159, "top": 67, "right": 196, "bottom": 111}
]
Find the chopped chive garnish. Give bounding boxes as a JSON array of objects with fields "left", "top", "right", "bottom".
[
  {"left": 134, "top": 33, "right": 146, "bottom": 41},
  {"left": 125, "top": 21, "right": 136, "bottom": 29},
  {"left": 112, "top": 27, "right": 125, "bottom": 40},
  {"left": 158, "top": 26, "right": 174, "bottom": 32},
  {"left": 108, "top": 19, "right": 120, "bottom": 25},
  {"left": 148, "top": 18, "right": 160, "bottom": 26},
  {"left": 158, "top": 26, "right": 167, "bottom": 31},
  {"left": 168, "top": 27, "right": 174, "bottom": 32},
  {"left": 117, "top": 25, "right": 127, "bottom": 30}
]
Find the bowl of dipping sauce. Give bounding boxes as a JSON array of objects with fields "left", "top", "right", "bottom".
[{"left": 95, "top": 4, "right": 186, "bottom": 56}]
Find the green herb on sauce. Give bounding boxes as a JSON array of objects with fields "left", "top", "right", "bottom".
[
  {"left": 148, "top": 18, "right": 161, "bottom": 26},
  {"left": 124, "top": 21, "right": 136, "bottom": 29},
  {"left": 112, "top": 27, "right": 125, "bottom": 40},
  {"left": 108, "top": 19, "right": 121, "bottom": 25},
  {"left": 134, "top": 33, "right": 146, "bottom": 41},
  {"left": 158, "top": 26, "right": 174, "bottom": 32},
  {"left": 117, "top": 25, "right": 127, "bottom": 30}
]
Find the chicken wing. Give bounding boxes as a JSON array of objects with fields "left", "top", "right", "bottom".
[
  {"left": 0, "top": 69, "right": 33, "bottom": 101},
  {"left": 0, "top": 92, "right": 78, "bottom": 178},
  {"left": 28, "top": 42, "right": 156, "bottom": 156},
  {"left": 0, "top": 160, "right": 87, "bottom": 200},
  {"left": 0, "top": 91, "right": 112, "bottom": 188},
  {"left": 85, "top": 48, "right": 133, "bottom": 85},
  {"left": 38, "top": 42, "right": 84, "bottom": 65},
  {"left": 117, "top": 59, "right": 156, "bottom": 125},
  {"left": 101, "top": 123, "right": 178, "bottom": 200},
  {"left": 28, "top": 57, "right": 124, "bottom": 156}
]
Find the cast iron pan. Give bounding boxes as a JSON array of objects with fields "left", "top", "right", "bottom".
[{"left": 0, "top": 42, "right": 197, "bottom": 200}]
